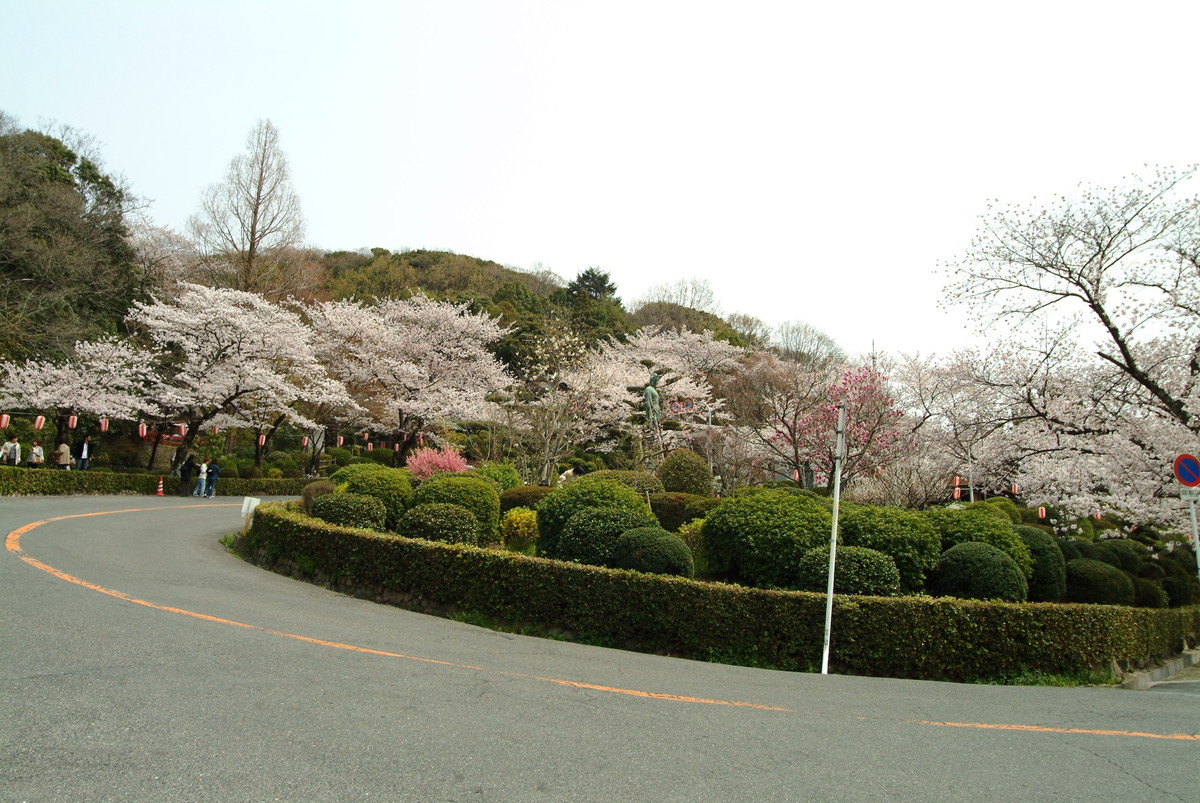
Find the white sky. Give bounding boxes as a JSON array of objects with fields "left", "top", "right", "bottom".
[{"left": 3, "top": 1, "right": 1197, "bottom": 358}]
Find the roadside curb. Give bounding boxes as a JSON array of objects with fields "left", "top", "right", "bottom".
[{"left": 1120, "top": 648, "right": 1200, "bottom": 690}]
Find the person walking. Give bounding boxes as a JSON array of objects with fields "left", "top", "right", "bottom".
[
  {"left": 178, "top": 454, "right": 196, "bottom": 497},
  {"left": 204, "top": 460, "right": 221, "bottom": 497},
  {"left": 54, "top": 441, "right": 71, "bottom": 469},
  {"left": 1, "top": 435, "right": 21, "bottom": 466},
  {"left": 191, "top": 458, "right": 209, "bottom": 496},
  {"left": 27, "top": 440, "right": 44, "bottom": 468}
]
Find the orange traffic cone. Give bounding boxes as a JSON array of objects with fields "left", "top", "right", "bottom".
[{"left": 156, "top": 476, "right": 164, "bottom": 496}]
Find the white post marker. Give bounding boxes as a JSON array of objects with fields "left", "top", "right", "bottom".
[
  {"left": 821, "top": 403, "right": 847, "bottom": 675},
  {"left": 241, "top": 496, "right": 262, "bottom": 536}
]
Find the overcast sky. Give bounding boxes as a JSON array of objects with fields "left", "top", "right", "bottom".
[{"left": 3, "top": 1, "right": 1197, "bottom": 357}]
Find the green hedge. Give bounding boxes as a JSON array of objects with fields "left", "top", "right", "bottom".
[
  {"left": 243, "top": 503, "right": 1200, "bottom": 681},
  {"left": 0, "top": 466, "right": 308, "bottom": 497}
]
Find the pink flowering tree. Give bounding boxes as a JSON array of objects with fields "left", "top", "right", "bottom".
[
  {"left": 767, "top": 365, "right": 907, "bottom": 488},
  {"left": 405, "top": 446, "right": 469, "bottom": 481}
]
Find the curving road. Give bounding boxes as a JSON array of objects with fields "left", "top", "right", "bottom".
[{"left": 2, "top": 496, "right": 1197, "bottom": 801}]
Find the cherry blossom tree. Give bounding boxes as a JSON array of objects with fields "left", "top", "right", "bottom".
[
  {"left": 305, "top": 295, "right": 510, "bottom": 460},
  {"left": 0, "top": 337, "right": 158, "bottom": 440},
  {"left": 126, "top": 283, "right": 349, "bottom": 469}
]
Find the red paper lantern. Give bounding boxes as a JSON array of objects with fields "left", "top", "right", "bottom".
[
  {"left": 68, "top": 415, "right": 78, "bottom": 429},
  {"left": 953, "top": 487, "right": 961, "bottom": 500},
  {"left": 0, "top": 414, "right": 9, "bottom": 429},
  {"left": 393, "top": 443, "right": 400, "bottom": 452},
  {"left": 34, "top": 415, "right": 45, "bottom": 430},
  {"left": 257, "top": 434, "right": 266, "bottom": 446},
  {"left": 138, "top": 422, "right": 147, "bottom": 438},
  {"left": 177, "top": 423, "right": 188, "bottom": 437},
  {"left": 1038, "top": 506, "right": 1047, "bottom": 519},
  {"left": 301, "top": 436, "right": 309, "bottom": 448},
  {"left": 1095, "top": 510, "right": 1102, "bottom": 521},
  {"left": 367, "top": 442, "right": 374, "bottom": 452},
  {"left": 362, "top": 431, "right": 370, "bottom": 441},
  {"left": 792, "top": 469, "right": 799, "bottom": 482},
  {"left": 337, "top": 435, "right": 344, "bottom": 447},
  {"left": 1011, "top": 483, "right": 1019, "bottom": 496},
  {"left": 99, "top": 417, "right": 109, "bottom": 433},
  {"left": 953, "top": 475, "right": 961, "bottom": 488},
  {"left": 211, "top": 425, "right": 220, "bottom": 435}
]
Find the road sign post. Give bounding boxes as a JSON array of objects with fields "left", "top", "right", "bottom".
[{"left": 1174, "top": 455, "right": 1200, "bottom": 588}]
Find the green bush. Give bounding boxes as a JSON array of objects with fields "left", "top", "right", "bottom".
[
  {"left": 981, "top": 496, "right": 1022, "bottom": 524},
  {"left": 840, "top": 505, "right": 940, "bottom": 593},
  {"left": 924, "top": 507, "right": 1033, "bottom": 579},
  {"left": 310, "top": 492, "right": 386, "bottom": 531},
  {"left": 265, "top": 451, "right": 297, "bottom": 473},
  {"left": 412, "top": 474, "right": 501, "bottom": 541},
  {"left": 1079, "top": 542, "right": 1124, "bottom": 571},
  {"left": 473, "top": 462, "right": 522, "bottom": 491},
  {"left": 929, "top": 542, "right": 1028, "bottom": 602},
  {"left": 556, "top": 506, "right": 659, "bottom": 567},
  {"left": 536, "top": 476, "right": 653, "bottom": 559},
  {"left": 301, "top": 479, "right": 336, "bottom": 514},
  {"left": 654, "top": 449, "right": 713, "bottom": 496},
  {"left": 325, "top": 446, "right": 353, "bottom": 467},
  {"left": 649, "top": 492, "right": 712, "bottom": 533},
  {"left": 796, "top": 545, "right": 901, "bottom": 596},
  {"left": 397, "top": 503, "right": 479, "bottom": 546},
  {"left": 1064, "top": 558, "right": 1135, "bottom": 606},
  {"left": 611, "top": 527, "right": 694, "bottom": 578},
  {"left": 966, "top": 500, "right": 1018, "bottom": 526},
  {"left": 245, "top": 503, "right": 1200, "bottom": 682},
  {"left": 585, "top": 470, "right": 664, "bottom": 495},
  {"left": 683, "top": 495, "right": 722, "bottom": 522},
  {"left": 1014, "top": 525, "right": 1066, "bottom": 602},
  {"left": 1056, "top": 537, "right": 1084, "bottom": 562},
  {"left": 500, "top": 484, "right": 554, "bottom": 513},
  {"left": 700, "top": 490, "right": 831, "bottom": 588},
  {"left": 339, "top": 466, "right": 413, "bottom": 530},
  {"left": 1103, "top": 538, "right": 1150, "bottom": 573},
  {"left": 500, "top": 507, "right": 538, "bottom": 552},
  {"left": 1131, "top": 576, "right": 1169, "bottom": 609}
]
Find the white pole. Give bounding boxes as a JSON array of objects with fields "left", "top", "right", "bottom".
[
  {"left": 1189, "top": 499, "right": 1200, "bottom": 589},
  {"left": 821, "top": 403, "right": 847, "bottom": 675}
]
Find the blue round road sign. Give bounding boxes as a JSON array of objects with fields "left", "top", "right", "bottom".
[{"left": 1174, "top": 454, "right": 1200, "bottom": 487}]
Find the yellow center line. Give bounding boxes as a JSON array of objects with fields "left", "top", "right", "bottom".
[
  {"left": 917, "top": 720, "right": 1200, "bottom": 741},
  {"left": 6, "top": 506, "right": 790, "bottom": 712}
]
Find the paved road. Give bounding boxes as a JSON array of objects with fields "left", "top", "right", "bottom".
[{"left": 3, "top": 496, "right": 1197, "bottom": 801}]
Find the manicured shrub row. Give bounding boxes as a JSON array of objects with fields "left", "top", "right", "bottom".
[
  {"left": 243, "top": 503, "right": 1200, "bottom": 681},
  {"left": 0, "top": 466, "right": 308, "bottom": 497}
]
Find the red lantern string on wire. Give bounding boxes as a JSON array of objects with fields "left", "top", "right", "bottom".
[
  {"left": 98, "top": 417, "right": 108, "bottom": 433},
  {"left": 1038, "top": 506, "right": 1047, "bottom": 519},
  {"left": 177, "top": 423, "right": 188, "bottom": 437},
  {"left": 34, "top": 415, "right": 45, "bottom": 430},
  {"left": 1011, "top": 483, "right": 1019, "bottom": 496},
  {"left": 138, "top": 422, "right": 147, "bottom": 439},
  {"left": 257, "top": 434, "right": 266, "bottom": 447},
  {"left": 0, "top": 414, "right": 9, "bottom": 429},
  {"left": 367, "top": 442, "right": 374, "bottom": 452},
  {"left": 953, "top": 486, "right": 961, "bottom": 500},
  {"left": 1094, "top": 510, "right": 1102, "bottom": 521},
  {"left": 337, "top": 435, "right": 344, "bottom": 447},
  {"left": 68, "top": 415, "right": 78, "bottom": 429},
  {"left": 301, "top": 435, "right": 309, "bottom": 448},
  {"left": 211, "top": 425, "right": 220, "bottom": 435}
]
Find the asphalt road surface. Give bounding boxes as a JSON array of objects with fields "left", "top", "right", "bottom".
[{"left": 3, "top": 496, "right": 1197, "bottom": 802}]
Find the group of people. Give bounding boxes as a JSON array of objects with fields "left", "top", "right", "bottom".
[
  {"left": 178, "top": 454, "right": 221, "bottom": 498},
  {"left": 0, "top": 434, "right": 94, "bottom": 470}
]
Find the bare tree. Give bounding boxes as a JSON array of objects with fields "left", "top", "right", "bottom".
[
  {"left": 635, "top": 278, "right": 719, "bottom": 314},
  {"left": 189, "top": 120, "right": 306, "bottom": 300},
  {"left": 771, "top": 321, "right": 844, "bottom": 367}
]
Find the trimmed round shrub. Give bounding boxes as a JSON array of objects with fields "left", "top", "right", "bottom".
[
  {"left": 654, "top": 449, "right": 713, "bottom": 496},
  {"left": 500, "top": 507, "right": 539, "bottom": 552},
  {"left": 412, "top": 474, "right": 501, "bottom": 540},
  {"left": 536, "top": 476, "right": 654, "bottom": 559},
  {"left": 795, "top": 545, "right": 902, "bottom": 596},
  {"left": 611, "top": 527, "right": 694, "bottom": 578},
  {"left": 1102, "top": 538, "right": 1150, "bottom": 573},
  {"left": 325, "top": 446, "right": 353, "bottom": 467},
  {"left": 1064, "top": 558, "right": 1135, "bottom": 606},
  {"left": 1014, "top": 525, "right": 1066, "bottom": 602},
  {"left": 265, "top": 451, "right": 297, "bottom": 473},
  {"left": 473, "top": 462, "right": 522, "bottom": 491},
  {"left": 340, "top": 466, "right": 414, "bottom": 531},
  {"left": 1055, "top": 536, "right": 1083, "bottom": 562},
  {"left": 928, "top": 542, "right": 1028, "bottom": 602},
  {"left": 500, "top": 484, "right": 554, "bottom": 513},
  {"left": 840, "top": 505, "right": 940, "bottom": 593},
  {"left": 556, "top": 506, "right": 660, "bottom": 567},
  {"left": 649, "top": 492, "right": 712, "bottom": 533},
  {"left": 1131, "top": 576, "right": 1169, "bottom": 608},
  {"left": 310, "top": 492, "right": 386, "bottom": 531},
  {"left": 585, "top": 470, "right": 664, "bottom": 495},
  {"left": 397, "top": 502, "right": 479, "bottom": 546},
  {"left": 700, "top": 490, "right": 832, "bottom": 588},
  {"left": 301, "top": 479, "right": 336, "bottom": 514},
  {"left": 980, "top": 496, "right": 1022, "bottom": 524},
  {"left": 966, "top": 500, "right": 1018, "bottom": 526},
  {"left": 683, "top": 495, "right": 722, "bottom": 522},
  {"left": 1160, "top": 553, "right": 1200, "bottom": 607},
  {"left": 329, "top": 461, "right": 392, "bottom": 485},
  {"left": 924, "top": 507, "right": 1033, "bottom": 579}
]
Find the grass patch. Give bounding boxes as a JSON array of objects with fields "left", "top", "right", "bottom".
[{"left": 968, "top": 667, "right": 1121, "bottom": 687}]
